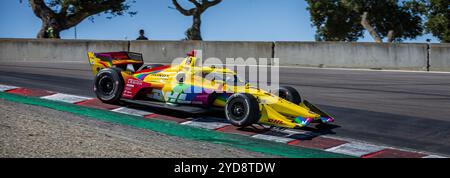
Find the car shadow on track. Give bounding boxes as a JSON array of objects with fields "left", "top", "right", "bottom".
[
  {"left": 119, "top": 101, "right": 341, "bottom": 141},
  {"left": 305, "top": 123, "right": 340, "bottom": 135}
]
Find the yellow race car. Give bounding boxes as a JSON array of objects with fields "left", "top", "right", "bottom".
[{"left": 88, "top": 51, "right": 334, "bottom": 129}]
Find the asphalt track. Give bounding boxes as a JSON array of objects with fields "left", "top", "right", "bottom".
[{"left": 1, "top": 61, "right": 450, "bottom": 155}]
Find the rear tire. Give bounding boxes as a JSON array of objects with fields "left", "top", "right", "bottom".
[
  {"left": 272, "top": 86, "right": 302, "bottom": 104},
  {"left": 225, "top": 93, "right": 260, "bottom": 127},
  {"left": 94, "top": 68, "right": 124, "bottom": 104}
]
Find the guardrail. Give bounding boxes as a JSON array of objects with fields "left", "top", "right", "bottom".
[{"left": 0, "top": 38, "right": 448, "bottom": 71}]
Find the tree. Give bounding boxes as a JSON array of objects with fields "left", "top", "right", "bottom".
[
  {"left": 25, "top": 0, "right": 136, "bottom": 38},
  {"left": 306, "top": 0, "right": 424, "bottom": 42},
  {"left": 172, "top": 0, "right": 222, "bottom": 40},
  {"left": 306, "top": 0, "right": 364, "bottom": 41},
  {"left": 406, "top": 0, "right": 450, "bottom": 43}
]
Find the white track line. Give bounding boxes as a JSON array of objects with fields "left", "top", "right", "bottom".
[
  {"left": 422, "top": 155, "right": 447, "bottom": 158},
  {"left": 148, "top": 62, "right": 450, "bottom": 74},
  {"left": 325, "top": 142, "right": 386, "bottom": 157},
  {"left": 251, "top": 134, "right": 296, "bottom": 143},
  {"left": 279, "top": 65, "right": 450, "bottom": 74},
  {"left": 111, "top": 107, "right": 154, "bottom": 117},
  {"left": 181, "top": 117, "right": 231, "bottom": 130},
  {"left": 0, "top": 84, "right": 19, "bottom": 92},
  {"left": 41, "top": 93, "right": 92, "bottom": 104}
]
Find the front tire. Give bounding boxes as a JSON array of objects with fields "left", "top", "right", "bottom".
[
  {"left": 225, "top": 93, "right": 260, "bottom": 127},
  {"left": 94, "top": 68, "right": 124, "bottom": 104},
  {"left": 272, "top": 86, "right": 302, "bottom": 104}
]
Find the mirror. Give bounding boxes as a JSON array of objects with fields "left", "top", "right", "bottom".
[{"left": 175, "top": 72, "right": 185, "bottom": 83}]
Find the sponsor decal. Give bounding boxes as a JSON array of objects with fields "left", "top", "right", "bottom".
[
  {"left": 148, "top": 73, "right": 169, "bottom": 78},
  {"left": 268, "top": 118, "right": 284, "bottom": 125},
  {"left": 127, "top": 78, "right": 143, "bottom": 85}
]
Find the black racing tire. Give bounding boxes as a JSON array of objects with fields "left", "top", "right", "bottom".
[
  {"left": 272, "top": 86, "right": 302, "bottom": 104},
  {"left": 94, "top": 68, "right": 124, "bottom": 104},
  {"left": 225, "top": 93, "right": 260, "bottom": 127}
]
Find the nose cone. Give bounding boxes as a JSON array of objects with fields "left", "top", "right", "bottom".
[{"left": 266, "top": 98, "right": 320, "bottom": 119}]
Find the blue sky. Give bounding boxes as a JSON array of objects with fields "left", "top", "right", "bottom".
[{"left": 0, "top": 0, "right": 439, "bottom": 42}]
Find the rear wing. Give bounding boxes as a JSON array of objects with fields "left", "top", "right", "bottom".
[{"left": 88, "top": 51, "right": 144, "bottom": 76}]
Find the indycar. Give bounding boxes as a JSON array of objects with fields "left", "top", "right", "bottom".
[{"left": 87, "top": 51, "right": 334, "bottom": 129}]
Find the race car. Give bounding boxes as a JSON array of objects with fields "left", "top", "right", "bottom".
[{"left": 87, "top": 51, "right": 334, "bottom": 129}]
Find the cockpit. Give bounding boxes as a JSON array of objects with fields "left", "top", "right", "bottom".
[{"left": 202, "top": 72, "right": 247, "bottom": 87}]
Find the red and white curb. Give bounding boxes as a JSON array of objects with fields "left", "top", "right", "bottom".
[{"left": 0, "top": 84, "right": 447, "bottom": 158}]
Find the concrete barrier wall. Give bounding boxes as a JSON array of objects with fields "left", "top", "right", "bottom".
[
  {"left": 1, "top": 38, "right": 449, "bottom": 71},
  {"left": 130, "top": 40, "right": 200, "bottom": 63},
  {"left": 0, "top": 38, "right": 128, "bottom": 62},
  {"left": 275, "top": 42, "right": 429, "bottom": 70},
  {"left": 130, "top": 40, "right": 273, "bottom": 64},
  {"left": 430, "top": 44, "right": 450, "bottom": 72}
]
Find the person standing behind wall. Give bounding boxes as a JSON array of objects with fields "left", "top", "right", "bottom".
[
  {"left": 136, "top": 29, "right": 149, "bottom": 40},
  {"left": 44, "top": 20, "right": 60, "bottom": 39}
]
